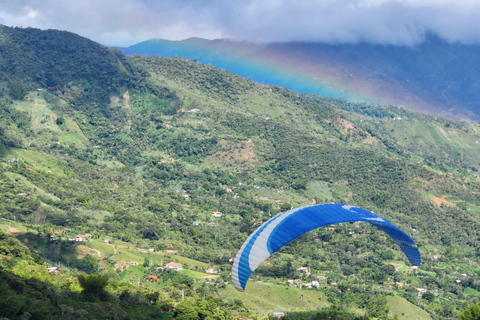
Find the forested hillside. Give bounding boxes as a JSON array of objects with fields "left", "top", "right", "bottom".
[
  {"left": 1, "top": 25, "right": 480, "bottom": 319},
  {"left": 120, "top": 37, "right": 480, "bottom": 122}
]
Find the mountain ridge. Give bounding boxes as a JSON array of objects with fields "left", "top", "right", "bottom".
[{"left": 120, "top": 36, "right": 480, "bottom": 122}]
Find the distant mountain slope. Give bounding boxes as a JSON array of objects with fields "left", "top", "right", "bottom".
[{"left": 120, "top": 37, "right": 480, "bottom": 122}]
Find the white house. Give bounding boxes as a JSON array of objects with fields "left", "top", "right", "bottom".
[
  {"left": 166, "top": 262, "right": 183, "bottom": 271},
  {"left": 212, "top": 211, "right": 222, "bottom": 218},
  {"left": 75, "top": 235, "right": 86, "bottom": 242},
  {"left": 206, "top": 268, "right": 217, "bottom": 274}
]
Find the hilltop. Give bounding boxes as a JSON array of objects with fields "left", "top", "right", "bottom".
[
  {"left": 0, "top": 25, "right": 480, "bottom": 319},
  {"left": 120, "top": 36, "right": 480, "bottom": 122}
]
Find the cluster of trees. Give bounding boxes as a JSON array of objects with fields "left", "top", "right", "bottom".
[{"left": 0, "top": 230, "right": 239, "bottom": 319}]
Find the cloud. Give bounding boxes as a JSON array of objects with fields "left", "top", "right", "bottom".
[{"left": 2, "top": 0, "right": 480, "bottom": 46}]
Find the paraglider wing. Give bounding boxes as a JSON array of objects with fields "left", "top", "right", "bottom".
[{"left": 232, "top": 203, "right": 420, "bottom": 291}]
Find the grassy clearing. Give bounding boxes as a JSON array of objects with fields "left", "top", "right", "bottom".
[
  {"left": 16, "top": 92, "right": 88, "bottom": 147},
  {"left": 57, "top": 132, "right": 88, "bottom": 146},
  {"left": 96, "top": 160, "right": 125, "bottom": 169},
  {"left": 0, "top": 219, "right": 37, "bottom": 234},
  {"left": 88, "top": 241, "right": 115, "bottom": 256},
  {"left": 120, "top": 264, "right": 145, "bottom": 281},
  {"left": 463, "top": 287, "right": 480, "bottom": 297},
  {"left": 332, "top": 184, "right": 352, "bottom": 201},
  {"left": 113, "top": 252, "right": 145, "bottom": 264},
  {"left": 387, "top": 261, "right": 407, "bottom": 273},
  {"left": 170, "top": 255, "right": 208, "bottom": 268},
  {"left": 178, "top": 269, "right": 214, "bottom": 278},
  {"left": 417, "top": 270, "right": 437, "bottom": 277},
  {"left": 305, "top": 181, "right": 333, "bottom": 202},
  {"left": 386, "top": 295, "right": 432, "bottom": 320},
  {"left": 75, "top": 208, "right": 112, "bottom": 222},
  {"left": 85, "top": 241, "right": 209, "bottom": 271},
  {"left": 15, "top": 94, "right": 61, "bottom": 133},
  {"left": 2, "top": 148, "right": 69, "bottom": 176},
  {"left": 423, "top": 165, "right": 443, "bottom": 175},
  {"left": 218, "top": 282, "right": 329, "bottom": 316},
  {"left": 385, "top": 119, "right": 480, "bottom": 172}
]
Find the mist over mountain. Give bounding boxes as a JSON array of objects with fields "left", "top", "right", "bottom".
[{"left": 120, "top": 37, "right": 480, "bottom": 122}]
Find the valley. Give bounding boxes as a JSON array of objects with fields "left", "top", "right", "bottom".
[{"left": 0, "top": 25, "right": 480, "bottom": 319}]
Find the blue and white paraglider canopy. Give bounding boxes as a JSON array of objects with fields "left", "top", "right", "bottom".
[{"left": 232, "top": 203, "right": 421, "bottom": 291}]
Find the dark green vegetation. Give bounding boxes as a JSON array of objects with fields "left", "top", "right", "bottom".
[
  {"left": 457, "top": 304, "right": 480, "bottom": 320},
  {"left": 1, "top": 25, "right": 480, "bottom": 319}
]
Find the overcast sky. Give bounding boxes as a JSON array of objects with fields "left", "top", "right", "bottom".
[{"left": 2, "top": 0, "right": 480, "bottom": 47}]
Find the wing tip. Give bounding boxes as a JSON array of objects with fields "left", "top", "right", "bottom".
[{"left": 233, "top": 283, "right": 246, "bottom": 292}]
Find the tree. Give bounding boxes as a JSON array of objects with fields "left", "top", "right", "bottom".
[
  {"left": 292, "top": 178, "right": 307, "bottom": 191},
  {"left": 366, "top": 296, "right": 389, "bottom": 319},
  {"left": 174, "top": 299, "right": 199, "bottom": 320},
  {"left": 77, "top": 273, "right": 109, "bottom": 301},
  {"left": 144, "top": 291, "right": 159, "bottom": 305},
  {"left": 77, "top": 254, "right": 99, "bottom": 273},
  {"left": 458, "top": 304, "right": 480, "bottom": 320},
  {"left": 280, "top": 202, "right": 292, "bottom": 212},
  {"left": 9, "top": 83, "right": 27, "bottom": 100},
  {"left": 422, "top": 291, "right": 435, "bottom": 303}
]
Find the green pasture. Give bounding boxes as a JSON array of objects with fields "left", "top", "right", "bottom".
[
  {"left": 2, "top": 147, "right": 70, "bottom": 176},
  {"left": 170, "top": 255, "right": 208, "bottom": 269},
  {"left": 386, "top": 295, "right": 432, "bottom": 320},
  {"left": 178, "top": 269, "right": 214, "bottom": 278},
  {"left": 305, "top": 180, "right": 333, "bottom": 202},
  {"left": 463, "top": 287, "right": 480, "bottom": 297},
  {"left": 87, "top": 241, "right": 115, "bottom": 256},
  {"left": 218, "top": 282, "right": 329, "bottom": 316},
  {"left": 0, "top": 219, "right": 36, "bottom": 234}
]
